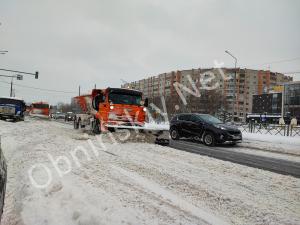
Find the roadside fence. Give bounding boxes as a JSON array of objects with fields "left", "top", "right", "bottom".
[{"left": 237, "top": 123, "right": 300, "bottom": 137}]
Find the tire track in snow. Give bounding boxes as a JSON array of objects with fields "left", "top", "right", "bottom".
[{"left": 112, "top": 165, "right": 229, "bottom": 225}]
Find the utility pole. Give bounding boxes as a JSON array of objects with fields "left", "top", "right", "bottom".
[
  {"left": 0, "top": 74, "right": 20, "bottom": 97},
  {"left": 225, "top": 50, "right": 238, "bottom": 121},
  {"left": 0, "top": 69, "right": 39, "bottom": 97},
  {"left": 281, "top": 84, "right": 285, "bottom": 118},
  {"left": 10, "top": 77, "right": 13, "bottom": 97}
]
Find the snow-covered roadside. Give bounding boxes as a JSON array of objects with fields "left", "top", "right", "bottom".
[
  {"left": 0, "top": 118, "right": 300, "bottom": 225},
  {"left": 241, "top": 132, "right": 300, "bottom": 156}
]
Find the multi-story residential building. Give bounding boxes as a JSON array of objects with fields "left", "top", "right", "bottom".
[{"left": 122, "top": 68, "right": 292, "bottom": 121}]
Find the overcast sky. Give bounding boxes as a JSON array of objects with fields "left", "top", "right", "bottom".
[{"left": 0, "top": 0, "right": 299, "bottom": 104}]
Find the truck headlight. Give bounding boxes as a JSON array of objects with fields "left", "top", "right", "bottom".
[
  {"left": 143, "top": 107, "right": 147, "bottom": 112},
  {"left": 110, "top": 105, "right": 114, "bottom": 110}
]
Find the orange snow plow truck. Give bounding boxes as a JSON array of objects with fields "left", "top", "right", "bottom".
[{"left": 73, "top": 87, "right": 149, "bottom": 133}]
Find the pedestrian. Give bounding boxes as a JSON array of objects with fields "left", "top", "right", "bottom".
[
  {"left": 279, "top": 117, "right": 285, "bottom": 126},
  {"left": 290, "top": 117, "right": 298, "bottom": 128}
]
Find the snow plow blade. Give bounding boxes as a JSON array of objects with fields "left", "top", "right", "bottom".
[{"left": 106, "top": 124, "right": 170, "bottom": 145}]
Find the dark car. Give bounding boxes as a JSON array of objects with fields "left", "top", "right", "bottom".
[
  {"left": 170, "top": 113, "right": 242, "bottom": 146},
  {"left": 65, "top": 112, "right": 75, "bottom": 122}
]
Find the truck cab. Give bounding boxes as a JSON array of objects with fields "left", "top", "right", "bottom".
[
  {"left": 73, "top": 87, "right": 148, "bottom": 133},
  {"left": 29, "top": 102, "right": 50, "bottom": 118},
  {"left": 92, "top": 88, "right": 148, "bottom": 132}
]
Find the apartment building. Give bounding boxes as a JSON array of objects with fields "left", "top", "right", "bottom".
[{"left": 122, "top": 68, "right": 292, "bottom": 120}]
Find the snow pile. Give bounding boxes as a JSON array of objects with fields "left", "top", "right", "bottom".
[
  {"left": 241, "top": 132, "right": 300, "bottom": 156},
  {"left": 21, "top": 176, "right": 140, "bottom": 225}
]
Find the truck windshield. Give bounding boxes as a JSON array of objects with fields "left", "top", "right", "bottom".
[
  {"left": 109, "top": 93, "right": 142, "bottom": 105},
  {"left": 0, "top": 98, "right": 24, "bottom": 107}
]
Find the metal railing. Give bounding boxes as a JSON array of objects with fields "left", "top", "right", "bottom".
[{"left": 238, "top": 123, "right": 300, "bottom": 137}]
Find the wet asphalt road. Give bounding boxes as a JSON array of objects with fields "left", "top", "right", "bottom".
[{"left": 169, "top": 139, "right": 300, "bottom": 178}]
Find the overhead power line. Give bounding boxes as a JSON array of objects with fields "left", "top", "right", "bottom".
[
  {"left": 245, "top": 56, "right": 300, "bottom": 67},
  {"left": 281, "top": 71, "right": 300, "bottom": 74},
  {"left": 0, "top": 80, "right": 77, "bottom": 94}
]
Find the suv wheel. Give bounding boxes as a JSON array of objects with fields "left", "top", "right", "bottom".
[
  {"left": 170, "top": 127, "right": 180, "bottom": 140},
  {"left": 229, "top": 142, "right": 237, "bottom": 146},
  {"left": 203, "top": 132, "right": 215, "bottom": 146}
]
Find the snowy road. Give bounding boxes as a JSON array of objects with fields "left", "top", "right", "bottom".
[{"left": 0, "top": 118, "right": 300, "bottom": 225}]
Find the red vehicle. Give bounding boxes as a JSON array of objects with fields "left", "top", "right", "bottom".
[
  {"left": 29, "top": 102, "right": 50, "bottom": 118},
  {"left": 73, "top": 88, "right": 148, "bottom": 133}
]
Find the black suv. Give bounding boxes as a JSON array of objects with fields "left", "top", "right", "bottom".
[{"left": 170, "top": 113, "right": 242, "bottom": 146}]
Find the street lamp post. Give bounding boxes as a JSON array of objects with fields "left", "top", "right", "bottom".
[{"left": 225, "top": 50, "right": 238, "bottom": 121}]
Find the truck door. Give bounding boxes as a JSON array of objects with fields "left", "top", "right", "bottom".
[
  {"left": 99, "top": 93, "right": 108, "bottom": 121},
  {"left": 93, "top": 93, "right": 106, "bottom": 118}
]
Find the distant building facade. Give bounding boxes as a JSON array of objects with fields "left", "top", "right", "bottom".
[
  {"left": 122, "top": 68, "right": 292, "bottom": 120},
  {"left": 283, "top": 81, "right": 300, "bottom": 118},
  {"left": 252, "top": 92, "right": 282, "bottom": 114}
]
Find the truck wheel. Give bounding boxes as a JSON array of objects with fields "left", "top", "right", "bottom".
[
  {"left": 74, "top": 119, "right": 79, "bottom": 129},
  {"left": 108, "top": 127, "right": 115, "bottom": 132},
  {"left": 203, "top": 132, "right": 215, "bottom": 146},
  {"left": 92, "top": 119, "right": 101, "bottom": 134}
]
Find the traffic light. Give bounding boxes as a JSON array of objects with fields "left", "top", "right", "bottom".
[{"left": 35, "top": 71, "right": 39, "bottom": 79}]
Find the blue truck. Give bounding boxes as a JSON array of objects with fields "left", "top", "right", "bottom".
[{"left": 0, "top": 97, "right": 26, "bottom": 122}]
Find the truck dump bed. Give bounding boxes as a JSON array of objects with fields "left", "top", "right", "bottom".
[{"left": 73, "top": 95, "right": 94, "bottom": 114}]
